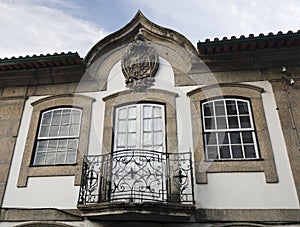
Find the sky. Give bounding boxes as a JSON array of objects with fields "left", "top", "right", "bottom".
[{"left": 1, "top": 0, "right": 300, "bottom": 59}]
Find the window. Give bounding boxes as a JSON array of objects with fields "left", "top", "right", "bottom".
[
  {"left": 114, "top": 103, "right": 165, "bottom": 152},
  {"left": 202, "top": 98, "right": 259, "bottom": 160},
  {"left": 33, "top": 107, "right": 82, "bottom": 165}
]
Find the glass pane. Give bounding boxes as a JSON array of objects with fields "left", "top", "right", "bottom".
[
  {"left": 127, "top": 133, "right": 136, "bottom": 147},
  {"left": 128, "top": 107, "right": 136, "bottom": 119},
  {"left": 68, "top": 139, "right": 78, "bottom": 149},
  {"left": 118, "top": 120, "right": 126, "bottom": 132},
  {"left": 207, "top": 146, "right": 218, "bottom": 160},
  {"left": 61, "top": 111, "right": 71, "bottom": 124},
  {"left": 205, "top": 132, "right": 217, "bottom": 145},
  {"left": 118, "top": 108, "right": 127, "bottom": 119},
  {"left": 42, "top": 112, "right": 52, "bottom": 126},
  {"left": 56, "top": 152, "right": 67, "bottom": 164},
  {"left": 66, "top": 152, "right": 77, "bottom": 164},
  {"left": 204, "top": 117, "right": 215, "bottom": 129},
  {"left": 143, "top": 132, "right": 152, "bottom": 146},
  {"left": 244, "top": 145, "right": 256, "bottom": 158},
  {"left": 203, "top": 103, "right": 214, "bottom": 116},
  {"left": 36, "top": 140, "right": 48, "bottom": 152},
  {"left": 218, "top": 132, "right": 229, "bottom": 144},
  {"left": 70, "top": 124, "right": 80, "bottom": 136},
  {"left": 72, "top": 110, "right": 81, "bottom": 124},
  {"left": 153, "top": 107, "right": 161, "bottom": 117},
  {"left": 58, "top": 139, "right": 68, "bottom": 149},
  {"left": 226, "top": 100, "right": 237, "bottom": 115},
  {"left": 232, "top": 145, "right": 243, "bottom": 158},
  {"left": 228, "top": 116, "right": 239, "bottom": 129},
  {"left": 230, "top": 132, "right": 241, "bottom": 144},
  {"left": 45, "top": 153, "right": 56, "bottom": 165},
  {"left": 153, "top": 132, "right": 163, "bottom": 145},
  {"left": 48, "top": 139, "right": 58, "bottom": 152},
  {"left": 39, "top": 126, "right": 49, "bottom": 137},
  {"left": 220, "top": 146, "right": 230, "bottom": 159},
  {"left": 242, "top": 131, "right": 254, "bottom": 143},
  {"left": 215, "top": 101, "right": 225, "bottom": 115},
  {"left": 238, "top": 101, "right": 249, "bottom": 114},
  {"left": 117, "top": 133, "right": 126, "bottom": 147},
  {"left": 153, "top": 118, "right": 163, "bottom": 131},
  {"left": 59, "top": 125, "right": 70, "bottom": 136},
  {"left": 128, "top": 119, "right": 136, "bottom": 132},
  {"left": 49, "top": 125, "right": 59, "bottom": 137},
  {"left": 240, "top": 116, "right": 251, "bottom": 128},
  {"left": 216, "top": 117, "right": 227, "bottom": 129},
  {"left": 143, "top": 106, "right": 152, "bottom": 118},
  {"left": 52, "top": 110, "right": 62, "bottom": 125},
  {"left": 143, "top": 119, "right": 152, "bottom": 131},
  {"left": 34, "top": 153, "right": 46, "bottom": 165}
]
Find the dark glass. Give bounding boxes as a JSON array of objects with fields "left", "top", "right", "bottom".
[
  {"left": 207, "top": 146, "right": 218, "bottom": 159},
  {"left": 240, "top": 116, "right": 251, "bottom": 128},
  {"left": 203, "top": 103, "right": 214, "bottom": 116},
  {"left": 216, "top": 117, "right": 227, "bottom": 129},
  {"left": 230, "top": 132, "right": 241, "bottom": 144},
  {"left": 218, "top": 132, "right": 229, "bottom": 144},
  {"left": 238, "top": 101, "right": 249, "bottom": 114},
  {"left": 228, "top": 116, "right": 239, "bottom": 128},
  {"left": 205, "top": 132, "right": 217, "bottom": 145},
  {"left": 226, "top": 100, "right": 237, "bottom": 115},
  {"left": 215, "top": 101, "right": 225, "bottom": 115},
  {"left": 244, "top": 145, "right": 256, "bottom": 158},
  {"left": 220, "top": 146, "right": 230, "bottom": 159},
  {"left": 205, "top": 117, "right": 215, "bottom": 129},
  {"left": 242, "top": 131, "right": 254, "bottom": 143},
  {"left": 232, "top": 145, "right": 243, "bottom": 158}
]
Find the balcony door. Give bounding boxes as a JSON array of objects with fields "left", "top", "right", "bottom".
[{"left": 111, "top": 103, "right": 167, "bottom": 202}]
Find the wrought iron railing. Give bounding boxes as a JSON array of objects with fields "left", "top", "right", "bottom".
[{"left": 78, "top": 149, "right": 194, "bottom": 205}]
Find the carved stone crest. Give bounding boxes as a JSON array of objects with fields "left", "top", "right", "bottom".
[{"left": 121, "top": 29, "right": 159, "bottom": 91}]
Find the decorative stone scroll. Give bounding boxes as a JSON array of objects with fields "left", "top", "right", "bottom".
[{"left": 121, "top": 29, "right": 159, "bottom": 91}]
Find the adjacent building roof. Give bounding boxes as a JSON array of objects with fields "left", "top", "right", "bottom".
[
  {"left": 197, "top": 30, "right": 300, "bottom": 55},
  {"left": 0, "top": 52, "right": 83, "bottom": 71}
]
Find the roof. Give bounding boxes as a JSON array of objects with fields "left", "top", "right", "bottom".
[
  {"left": 197, "top": 30, "right": 300, "bottom": 55},
  {"left": 0, "top": 52, "right": 83, "bottom": 71}
]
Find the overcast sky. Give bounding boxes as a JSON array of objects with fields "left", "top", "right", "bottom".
[{"left": 1, "top": 0, "right": 299, "bottom": 59}]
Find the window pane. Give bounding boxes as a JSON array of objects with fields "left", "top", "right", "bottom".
[
  {"left": 66, "top": 152, "right": 77, "bottom": 163},
  {"left": 205, "top": 132, "right": 217, "bottom": 145},
  {"left": 117, "top": 133, "right": 126, "bottom": 147},
  {"left": 128, "top": 107, "right": 136, "bottom": 119},
  {"left": 72, "top": 110, "right": 81, "bottom": 124},
  {"left": 48, "top": 139, "right": 58, "bottom": 152},
  {"left": 36, "top": 140, "right": 48, "bottom": 152},
  {"left": 118, "top": 108, "right": 127, "bottom": 119},
  {"left": 118, "top": 120, "right": 126, "bottom": 132},
  {"left": 228, "top": 116, "right": 239, "bottom": 128},
  {"left": 56, "top": 152, "right": 67, "bottom": 164},
  {"left": 218, "top": 132, "right": 229, "bottom": 144},
  {"left": 244, "top": 145, "right": 256, "bottom": 158},
  {"left": 61, "top": 110, "right": 71, "bottom": 124},
  {"left": 45, "top": 153, "right": 56, "bottom": 165},
  {"left": 204, "top": 117, "right": 215, "bottom": 129},
  {"left": 59, "top": 125, "right": 70, "bottom": 136},
  {"left": 226, "top": 100, "right": 237, "bottom": 115},
  {"left": 143, "top": 106, "right": 152, "bottom": 118},
  {"left": 143, "top": 119, "right": 152, "bottom": 131},
  {"left": 34, "top": 153, "right": 46, "bottom": 165},
  {"left": 220, "top": 146, "right": 230, "bottom": 159},
  {"left": 242, "top": 131, "right": 254, "bottom": 143},
  {"left": 127, "top": 133, "right": 136, "bottom": 147},
  {"left": 232, "top": 145, "right": 243, "bottom": 158},
  {"left": 49, "top": 125, "right": 59, "bottom": 137},
  {"left": 153, "top": 107, "right": 161, "bottom": 117},
  {"left": 238, "top": 101, "right": 249, "bottom": 114},
  {"left": 153, "top": 118, "right": 163, "bottom": 131},
  {"left": 39, "top": 126, "right": 49, "bottom": 137},
  {"left": 42, "top": 112, "right": 52, "bottom": 126},
  {"left": 68, "top": 139, "right": 78, "bottom": 149},
  {"left": 143, "top": 132, "right": 152, "bottom": 146},
  {"left": 230, "top": 132, "right": 241, "bottom": 144},
  {"left": 128, "top": 119, "right": 136, "bottom": 132},
  {"left": 215, "top": 101, "right": 225, "bottom": 115},
  {"left": 70, "top": 124, "right": 80, "bottom": 136},
  {"left": 203, "top": 103, "right": 213, "bottom": 116},
  {"left": 216, "top": 117, "right": 227, "bottom": 129},
  {"left": 207, "top": 146, "right": 218, "bottom": 160},
  {"left": 153, "top": 131, "right": 163, "bottom": 145},
  {"left": 240, "top": 116, "right": 251, "bottom": 128},
  {"left": 52, "top": 110, "right": 62, "bottom": 125}
]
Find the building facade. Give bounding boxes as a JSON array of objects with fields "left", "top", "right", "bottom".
[{"left": 1, "top": 11, "right": 300, "bottom": 226}]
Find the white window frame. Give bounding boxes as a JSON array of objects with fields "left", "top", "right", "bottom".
[
  {"left": 32, "top": 107, "right": 82, "bottom": 165},
  {"left": 202, "top": 98, "right": 259, "bottom": 161},
  {"left": 114, "top": 103, "right": 166, "bottom": 152}
]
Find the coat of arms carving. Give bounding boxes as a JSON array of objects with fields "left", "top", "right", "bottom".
[{"left": 121, "top": 29, "right": 159, "bottom": 91}]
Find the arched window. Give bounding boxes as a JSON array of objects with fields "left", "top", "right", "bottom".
[
  {"left": 32, "top": 107, "right": 82, "bottom": 165},
  {"left": 202, "top": 98, "right": 259, "bottom": 160}
]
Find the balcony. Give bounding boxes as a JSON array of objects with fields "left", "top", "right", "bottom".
[{"left": 77, "top": 149, "right": 195, "bottom": 220}]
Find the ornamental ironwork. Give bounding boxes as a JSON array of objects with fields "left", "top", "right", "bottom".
[
  {"left": 121, "top": 29, "right": 159, "bottom": 91},
  {"left": 78, "top": 149, "right": 194, "bottom": 204}
]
